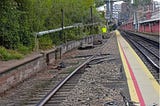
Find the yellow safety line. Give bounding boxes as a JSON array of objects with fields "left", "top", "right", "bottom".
[
  {"left": 116, "top": 30, "right": 160, "bottom": 95},
  {"left": 116, "top": 30, "right": 139, "bottom": 102}
]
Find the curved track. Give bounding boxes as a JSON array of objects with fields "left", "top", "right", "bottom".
[
  {"left": 36, "top": 56, "right": 94, "bottom": 106},
  {"left": 31, "top": 38, "right": 108, "bottom": 106}
]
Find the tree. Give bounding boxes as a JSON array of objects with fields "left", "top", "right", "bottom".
[
  {"left": 0, "top": 0, "right": 104, "bottom": 50},
  {"left": 0, "top": 0, "right": 20, "bottom": 49}
]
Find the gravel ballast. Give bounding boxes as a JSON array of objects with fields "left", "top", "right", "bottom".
[
  {"left": 0, "top": 32, "right": 130, "bottom": 106},
  {"left": 61, "top": 32, "right": 130, "bottom": 106}
]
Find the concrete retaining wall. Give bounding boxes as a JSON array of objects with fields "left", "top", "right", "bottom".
[
  {"left": 0, "top": 54, "right": 46, "bottom": 94},
  {"left": 0, "top": 35, "right": 100, "bottom": 94}
]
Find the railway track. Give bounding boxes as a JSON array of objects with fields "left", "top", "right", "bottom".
[
  {"left": 120, "top": 31, "right": 159, "bottom": 82},
  {"left": 34, "top": 43, "right": 109, "bottom": 106},
  {"left": 1, "top": 33, "right": 131, "bottom": 106},
  {"left": 36, "top": 56, "right": 94, "bottom": 106},
  {"left": 22, "top": 38, "right": 108, "bottom": 106},
  {"left": 23, "top": 64, "right": 86, "bottom": 106}
]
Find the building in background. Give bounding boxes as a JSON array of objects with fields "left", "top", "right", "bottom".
[{"left": 118, "top": 2, "right": 130, "bottom": 23}]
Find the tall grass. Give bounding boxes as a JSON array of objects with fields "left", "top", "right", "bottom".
[{"left": 0, "top": 46, "right": 23, "bottom": 61}]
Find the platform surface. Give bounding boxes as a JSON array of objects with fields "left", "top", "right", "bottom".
[{"left": 116, "top": 30, "right": 160, "bottom": 106}]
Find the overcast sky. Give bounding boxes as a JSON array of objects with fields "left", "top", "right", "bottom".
[{"left": 154, "top": 0, "right": 160, "bottom": 2}]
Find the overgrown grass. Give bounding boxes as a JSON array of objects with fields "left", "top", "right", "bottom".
[
  {"left": 17, "top": 44, "right": 31, "bottom": 55},
  {"left": 39, "top": 36, "right": 53, "bottom": 50},
  {"left": 0, "top": 46, "right": 23, "bottom": 61}
]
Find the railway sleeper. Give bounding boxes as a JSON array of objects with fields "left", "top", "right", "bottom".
[{"left": 49, "top": 97, "right": 66, "bottom": 101}]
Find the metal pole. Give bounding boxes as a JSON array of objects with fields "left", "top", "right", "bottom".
[
  {"left": 90, "top": 6, "right": 93, "bottom": 24},
  {"left": 106, "top": 0, "right": 110, "bottom": 32},
  {"left": 34, "top": 33, "right": 39, "bottom": 52},
  {"left": 131, "top": 0, "right": 138, "bottom": 31},
  {"left": 90, "top": 6, "right": 93, "bottom": 34},
  {"left": 108, "top": 0, "right": 111, "bottom": 19},
  {"left": 61, "top": 8, "right": 64, "bottom": 42},
  {"left": 60, "top": 8, "right": 64, "bottom": 59}
]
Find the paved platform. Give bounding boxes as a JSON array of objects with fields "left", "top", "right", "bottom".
[
  {"left": 0, "top": 53, "right": 41, "bottom": 74},
  {"left": 126, "top": 31, "right": 159, "bottom": 43},
  {"left": 116, "top": 30, "right": 160, "bottom": 106}
]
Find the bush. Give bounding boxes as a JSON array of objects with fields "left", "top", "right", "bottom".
[
  {"left": 0, "top": 46, "right": 23, "bottom": 61},
  {"left": 38, "top": 36, "right": 53, "bottom": 50},
  {"left": 17, "top": 44, "right": 31, "bottom": 55}
]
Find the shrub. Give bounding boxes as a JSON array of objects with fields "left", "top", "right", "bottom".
[
  {"left": 0, "top": 46, "right": 23, "bottom": 61},
  {"left": 17, "top": 44, "right": 31, "bottom": 55},
  {"left": 38, "top": 36, "right": 53, "bottom": 50}
]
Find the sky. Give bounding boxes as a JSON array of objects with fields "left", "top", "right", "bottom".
[{"left": 154, "top": 0, "right": 160, "bottom": 2}]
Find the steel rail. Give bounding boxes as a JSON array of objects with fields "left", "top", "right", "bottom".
[
  {"left": 125, "top": 31, "right": 159, "bottom": 48},
  {"left": 122, "top": 31, "right": 160, "bottom": 71},
  {"left": 135, "top": 41, "right": 159, "bottom": 59},
  {"left": 132, "top": 40, "right": 159, "bottom": 70},
  {"left": 36, "top": 55, "right": 95, "bottom": 106},
  {"left": 124, "top": 31, "right": 159, "bottom": 59}
]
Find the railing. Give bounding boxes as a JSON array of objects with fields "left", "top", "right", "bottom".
[{"left": 36, "top": 22, "right": 101, "bottom": 36}]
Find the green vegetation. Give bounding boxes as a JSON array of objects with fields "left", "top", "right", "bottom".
[
  {"left": 39, "top": 36, "right": 53, "bottom": 50},
  {"left": 0, "top": 0, "right": 105, "bottom": 61},
  {"left": 17, "top": 44, "right": 32, "bottom": 55},
  {"left": 94, "top": 0, "right": 105, "bottom": 7},
  {"left": 0, "top": 46, "right": 23, "bottom": 61}
]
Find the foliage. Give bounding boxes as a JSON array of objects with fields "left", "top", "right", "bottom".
[
  {"left": 17, "top": 44, "right": 31, "bottom": 55},
  {"left": 0, "top": 0, "right": 104, "bottom": 60},
  {"left": 94, "top": 0, "right": 105, "bottom": 7},
  {"left": 0, "top": 46, "right": 23, "bottom": 61},
  {"left": 38, "top": 36, "right": 53, "bottom": 50},
  {"left": 0, "top": 0, "right": 20, "bottom": 49}
]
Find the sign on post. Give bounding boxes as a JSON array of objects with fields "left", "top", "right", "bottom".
[{"left": 102, "top": 27, "right": 107, "bottom": 33}]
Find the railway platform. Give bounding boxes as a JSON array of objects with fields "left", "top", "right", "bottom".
[
  {"left": 124, "top": 31, "right": 159, "bottom": 43},
  {"left": 116, "top": 30, "right": 160, "bottom": 106}
]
